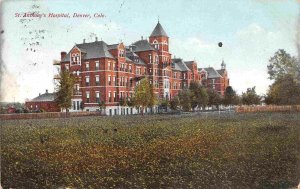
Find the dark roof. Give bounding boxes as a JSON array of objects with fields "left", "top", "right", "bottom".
[
  {"left": 107, "top": 44, "right": 119, "bottom": 50},
  {"left": 131, "top": 40, "right": 156, "bottom": 52},
  {"left": 62, "top": 41, "right": 115, "bottom": 62},
  {"left": 150, "top": 22, "right": 168, "bottom": 37},
  {"left": 172, "top": 58, "right": 191, "bottom": 71},
  {"left": 184, "top": 61, "right": 194, "bottom": 65},
  {"left": 126, "top": 51, "right": 146, "bottom": 65},
  {"left": 29, "top": 93, "right": 56, "bottom": 102},
  {"left": 204, "top": 67, "right": 223, "bottom": 78}
]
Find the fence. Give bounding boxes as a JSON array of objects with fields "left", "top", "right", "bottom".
[
  {"left": 235, "top": 105, "right": 300, "bottom": 113},
  {"left": 0, "top": 111, "right": 102, "bottom": 120}
]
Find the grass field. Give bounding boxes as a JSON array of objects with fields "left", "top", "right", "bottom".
[{"left": 1, "top": 112, "right": 300, "bottom": 189}]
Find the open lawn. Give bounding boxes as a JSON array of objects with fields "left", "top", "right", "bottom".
[{"left": 1, "top": 113, "right": 300, "bottom": 189}]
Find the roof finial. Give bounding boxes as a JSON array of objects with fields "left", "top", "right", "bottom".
[{"left": 158, "top": 16, "right": 160, "bottom": 23}]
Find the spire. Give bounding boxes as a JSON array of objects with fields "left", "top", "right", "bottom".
[{"left": 150, "top": 21, "right": 168, "bottom": 37}]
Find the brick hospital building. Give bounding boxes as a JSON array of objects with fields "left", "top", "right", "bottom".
[{"left": 51, "top": 21, "right": 229, "bottom": 114}]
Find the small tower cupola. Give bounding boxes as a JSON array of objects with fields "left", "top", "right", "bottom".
[
  {"left": 149, "top": 20, "right": 169, "bottom": 52},
  {"left": 150, "top": 21, "right": 168, "bottom": 37},
  {"left": 221, "top": 60, "right": 226, "bottom": 69}
]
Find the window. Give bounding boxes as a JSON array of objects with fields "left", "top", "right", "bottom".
[
  {"left": 86, "top": 62, "right": 89, "bottom": 71},
  {"left": 119, "top": 50, "right": 125, "bottom": 57},
  {"left": 109, "top": 92, "right": 112, "bottom": 102},
  {"left": 73, "top": 101, "right": 76, "bottom": 110},
  {"left": 76, "top": 101, "right": 80, "bottom": 110},
  {"left": 114, "top": 76, "right": 117, "bottom": 86},
  {"left": 113, "top": 63, "right": 116, "bottom": 71},
  {"left": 108, "top": 75, "right": 111, "bottom": 85},
  {"left": 76, "top": 70, "right": 80, "bottom": 76},
  {"left": 149, "top": 54, "right": 152, "bottom": 63},
  {"left": 86, "top": 92, "right": 90, "bottom": 103},
  {"left": 85, "top": 76, "right": 90, "bottom": 86},
  {"left": 96, "top": 61, "right": 100, "bottom": 70},
  {"left": 71, "top": 53, "right": 81, "bottom": 65},
  {"left": 130, "top": 77, "right": 133, "bottom": 87},
  {"left": 96, "top": 75, "right": 100, "bottom": 85},
  {"left": 65, "top": 64, "right": 69, "bottom": 71},
  {"left": 153, "top": 40, "right": 158, "bottom": 49},
  {"left": 129, "top": 65, "right": 132, "bottom": 72},
  {"left": 155, "top": 55, "right": 159, "bottom": 64},
  {"left": 155, "top": 80, "right": 158, "bottom": 88},
  {"left": 96, "top": 92, "right": 100, "bottom": 103},
  {"left": 114, "top": 91, "right": 117, "bottom": 102}
]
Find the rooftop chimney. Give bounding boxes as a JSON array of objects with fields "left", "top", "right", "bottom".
[
  {"left": 39, "top": 93, "right": 41, "bottom": 96},
  {"left": 141, "top": 36, "right": 143, "bottom": 40},
  {"left": 95, "top": 37, "right": 98, "bottom": 41},
  {"left": 83, "top": 39, "right": 86, "bottom": 43},
  {"left": 46, "top": 89, "right": 48, "bottom": 94},
  {"left": 61, "top": 51, "right": 67, "bottom": 61}
]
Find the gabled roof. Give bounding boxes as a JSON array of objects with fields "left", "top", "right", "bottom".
[
  {"left": 131, "top": 40, "right": 156, "bottom": 52},
  {"left": 29, "top": 93, "right": 56, "bottom": 102},
  {"left": 217, "top": 69, "right": 226, "bottom": 76},
  {"left": 172, "top": 58, "right": 191, "bottom": 71},
  {"left": 62, "top": 41, "right": 115, "bottom": 62},
  {"left": 203, "top": 67, "right": 223, "bottom": 78},
  {"left": 184, "top": 61, "right": 196, "bottom": 70},
  {"left": 126, "top": 51, "right": 146, "bottom": 65},
  {"left": 150, "top": 22, "right": 168, "bottom": 37}
]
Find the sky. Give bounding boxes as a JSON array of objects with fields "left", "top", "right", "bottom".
[{"left": 0, "top": 0, "right": 299, "bottom": 102}]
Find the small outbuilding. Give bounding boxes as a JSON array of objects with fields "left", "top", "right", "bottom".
[{"left": 25, "top": 90, "right": 60, "bottom": 112}]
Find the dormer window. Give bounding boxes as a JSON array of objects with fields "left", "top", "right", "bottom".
[
  {"left": 71, "top": 53, "right": 81, "bottom": 65},
  {"left": 119, "top": 50, "right": 125, "bottom": 57}
]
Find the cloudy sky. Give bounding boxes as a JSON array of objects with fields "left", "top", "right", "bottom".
[{"left": 1, "top": 0, "right": 299, "bottom": 102}]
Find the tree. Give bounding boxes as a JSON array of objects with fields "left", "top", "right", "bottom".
[
  {"left": 189, "top": 81, "right": 208, "bottom": 111},
  {"left": 265, "top": 75, "right": 300, "bottom": 105},
  {"left": 267, "top": 49, "right": 299, "bottom": 81},
  {"left": 223, "top": 86, "right": 240, "bottom": 106},
  {"left": 170, "top": 96, "right": 180, "bottom": 110},
  {"left": 207, "top": 88, "right": 222, "bottom": 108},
  {"left": 148, "top": 85, "right": 158, "bottom": 108},
  {"left": 132, "top": 78, "right": 153, "bottom": 115},
  {"left": 266, "top": 49, "right": 300, "bottom": 105},
  {"left": 55, "top": 70, "right": 76, "bottom": 114},
  {"left": 178, "top": 89, "right": 191, "bottom": 112},
  {"left": 241, "top": 87, "right": 261, "bottom": 105}
]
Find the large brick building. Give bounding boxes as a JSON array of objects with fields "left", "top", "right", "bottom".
[{"left": 53, "top": 21, "right": 229, "bottom": 115}]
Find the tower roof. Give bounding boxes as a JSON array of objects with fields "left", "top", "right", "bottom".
[{"left": 150, "top": 21, "right": 168, "bottom": 37}]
